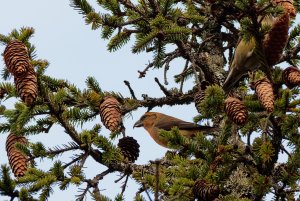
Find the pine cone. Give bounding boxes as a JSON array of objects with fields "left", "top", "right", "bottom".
[
  {"left": 99, "top": 96, "right": 122, "bottom": 132},
  {"left": 6, "top": 133, "right": 29, "bottom": 177},
  {"left": 194, "top": 81, "right": 210, "bottom": 113},
  {"left": 193, "top": 179, "right": 220, "bottom": 201},
  {"left": 3, "top": 40, "right": 32, "bottom": 77},
  {"left": 282, "top": 66, "right": 300, "bottom": 88},
  {"left": 273, "top": 0, "right": 296, "bottom": 18},
  {"left": 118, "top": 136, "right": 140, "bottom": 162},
  {"left": 264, "top": 13, "right": 290, "bottom": 67},
  {"left": 254, "top": 78, "right": 275, "bottom": 113},
  {"left": 14, "top": 69, "right": 38, "bottom": 106},
  {"left": 224, "top": 97, "right": 248, "bottom": 125}
]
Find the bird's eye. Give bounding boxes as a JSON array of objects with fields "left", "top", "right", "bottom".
[{"left": 140, "top": 115, "right": 146, "bottom": 120}]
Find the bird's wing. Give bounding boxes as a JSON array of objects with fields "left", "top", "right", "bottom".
[{"left": 155, "top": 116, "right": 214, "bottom": 131}]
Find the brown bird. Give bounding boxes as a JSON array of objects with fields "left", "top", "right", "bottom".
[{"left": 133, "top": 112, "right": 217, "bottom": 148}]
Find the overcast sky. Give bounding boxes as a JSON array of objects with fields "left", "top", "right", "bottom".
[{"left": 0, "top": 1, "right": 198, "bottom": 200}]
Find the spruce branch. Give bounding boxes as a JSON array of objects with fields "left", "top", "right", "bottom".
[
  {"left": 29, "top": 142, "right": 80, "bottom": 160},
  {"left": 70, "top": 0, "right": 94, "bottom": 16},
  {"left": 121, "top": 88, "right": 195, "bottom": 113},
  {"left": 146, "top": 0, "right": 160, "bottom": 14},
  {"left": 118, "top": 0, "right": 144, "bottom": 16},
  {"left": 62, "top": 154, "right": 85, "bottom": 169}
]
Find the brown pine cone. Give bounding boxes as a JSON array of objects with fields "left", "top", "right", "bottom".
[
  {"left": 282, "top": 66, "right": 300, "bottom": 88},
  {"left": 264, "top": 12, "right": 290, "bottom": 67},
  {"left": 273, "top": 0, "right": 296, "bottom": 18},
  {"left": 224, "top": 97, "right": 248, "bottom": 125},
  {"left": 254, "top": 78, "right": 275, "bottom": 113},
  {"left": 3, "top": 40, "right": 32, "bottom": 77},
  {"left": 118, "top": 136, "right": 140, "bottom": 162},
  {"left": 193, "top": 179, "right": 220, "bottom": 201},
  {"left": 6, "top": 133, "right": 29, "bottom": 177},
  {"left": 99, "top": 96, "right": 122, "bottom": 132},
  {"left": 14, "top": 69, "right": 38, "bottom": 106}
]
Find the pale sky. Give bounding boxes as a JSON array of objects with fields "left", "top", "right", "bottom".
[{"left": 0, "top": 1, "right": 197, "bottom": 200}]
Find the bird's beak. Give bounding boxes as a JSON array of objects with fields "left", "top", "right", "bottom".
[{"left": 133, "top": 119, "right": 143, "bottom": 128}]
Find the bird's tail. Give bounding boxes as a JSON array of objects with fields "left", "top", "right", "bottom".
[
  {"left": 222, "top": 67, "right": 244, "bottom": 93},
  {"left": 196, "top": 125, "right": 220, "bottom": 133}
]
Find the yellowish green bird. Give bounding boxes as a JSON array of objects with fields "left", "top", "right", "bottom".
[{"left": 222, "top": 15, "right": 275, "bottom": 93}]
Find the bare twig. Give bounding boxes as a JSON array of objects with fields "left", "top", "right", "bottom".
[
  {"left": 142, "top": 183, "right": 153, "bottom": 201},
  {"left": 179, "top": 60, "right": 189, "bottom": 93},
  {"left": 120, "top": 174, "right": 130, "bottom": 196},
  {"left": 76, "top": 185, "right": 90, "bottom": 201},
  {"left": 154, "top": 77, "right": 171, "bottom": 96},
  {"left": 138, "top": 61, "right": 154, "bottom": 78},
  {"left": 62, "top": 154, "right": 84, "bottom": 169},
  {"left": 115, "top": 173, "right": 128, "bottom": 183},
  {"left": 154, "top": 160, "right": 160, "bottom": 201},
  {"left": 247, "top": 130, "right": 252, "bottom": 147},
  {"left": 124, "top": 80, "right": 137, "bottom": 100},
  {"left": 164, "top": 63, "right": 170, "bottom": 85},
  {"left": 163, "top": 50, "right": 181, "bottom": 85},
  {"left": 79, "top": 152, "right": 89, "bottom": 169},
  {"left": 280, "top": 144, "right": 291, "bottom": 158},
  {"left": 95, "top": 168, "right": 113, "bottom": 181}
]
